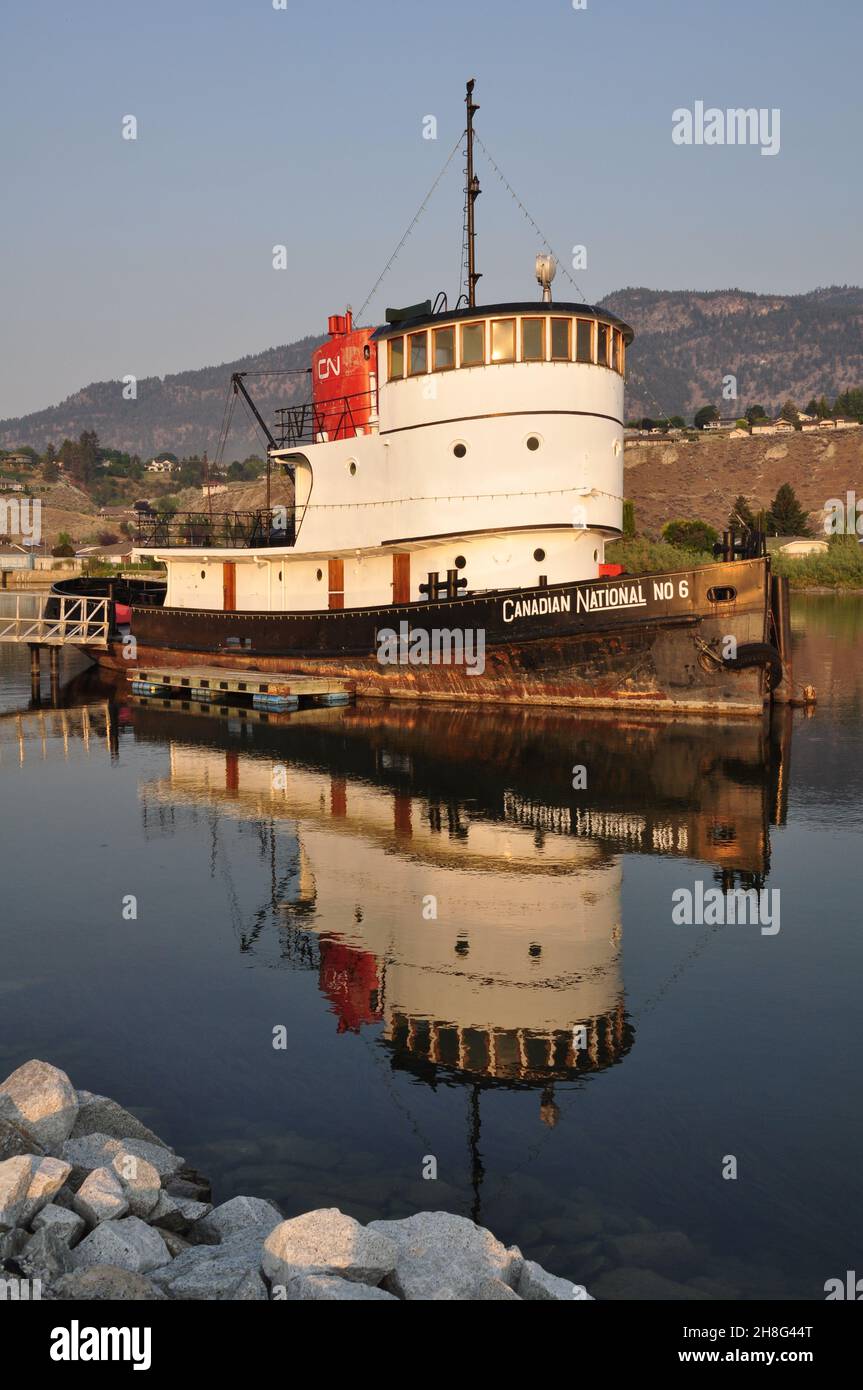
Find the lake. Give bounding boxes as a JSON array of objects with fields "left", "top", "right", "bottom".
[{"left": 1, "top": 594, "right": 861, "bottom": 1299}]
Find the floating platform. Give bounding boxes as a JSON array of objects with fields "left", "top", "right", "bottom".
[{"left": 129, "top": 666, "right": 354, "bottom": 711}]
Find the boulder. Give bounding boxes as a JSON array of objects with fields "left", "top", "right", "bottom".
[
  {"left": 71, "top": 1090, "right": 166, "bottom": 1147},
  {"left": 165, "top": 1174, "right": 212, "bottom": 1205},
  {"left": 0, "top": 1116, "right": 45, "bottom": 1163},
  {"left": 262, "top": 1209, "right": 397, "bottom": 1288},
  {"left": 280, "top": 1274, "right": 398, "bottom": 1301},
  {"left": 193, "top": 1195, "right": 282, "bottom": 1246},
  {"left": 61, "top": 1133, "right": 183, "bottom": 1185},
  {"left": 368, "top": 1212, "right": 521, "bottom": 1300},
  {"left": 31, "top": 1203, "right": 86, "bottom": 1246},
  {"left": 48, "top": 1265, "right": 167, "bottom": 1301},
  {"left": 19, "top": 1156, "right": 72, "bottom": 1227},
  {"left": 71, "top": 1217, "right": 171, "bottom": 1275},
  {"left": 148, "top": 1191, "right": 212, "bottom": 1234},
  {"left": 517, "top": 1259, "right": 593, "bottom": 1301},
  {"left": 13, "top": 1225, "right": 75, "bottom": 1281},
  {"left": 0, "top": 1061, "right": 78, "bottom": 1150},
  {"left": 109, "top": 1152, "right": 161, "bottom": 1219},
  {"left": 0, "top": 1228, "right": 29, "bottom": 1263},
  {"left": 72, "top": 1167, "right": 129, "bottom": 1227},
  {"left": 0, "top": 1156, "right": 33, "bottom": 1231},
  {"left": 152, "top": 1236, "right": 268, "bottom": 1300}
]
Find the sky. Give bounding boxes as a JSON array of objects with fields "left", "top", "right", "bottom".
[{"left": 0, "top": 0, "right": 860, "bottom": 419}]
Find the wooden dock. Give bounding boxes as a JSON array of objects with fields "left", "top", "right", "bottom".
[{"left": 130, "top": 665, "right": 354, "bottom": 711}]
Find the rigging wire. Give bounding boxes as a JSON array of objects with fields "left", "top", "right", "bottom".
[{"left": 356, "top": 132, "right": 465, "bottom": 322}]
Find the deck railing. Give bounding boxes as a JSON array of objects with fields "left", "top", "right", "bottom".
[
  {"left": 134, "top": 509, "right": 293, "bottom": 550},
  {"left": 274, "top": 389, "right": 377, "bottom": 448}
]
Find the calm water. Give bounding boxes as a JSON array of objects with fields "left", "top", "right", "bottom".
[{"left": 0, "top": 595, "right": 861, "bottom": 1300}]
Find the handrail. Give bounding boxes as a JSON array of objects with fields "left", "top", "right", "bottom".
[
  {"left": 274, "top": 388, "right": 377, "bottom": 448},
  {"left": 0, "top": 593, "right": 111, "bottom": 647},
  {"left": 134, "top": 509, "right": 294, "bottom": 550}
]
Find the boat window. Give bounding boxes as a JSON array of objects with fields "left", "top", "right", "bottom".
[
  {"left": 521, "top": 317, "right": 545, "bottom": 361},
  {"left": 433, "top": 325, "right": 455, "bottom": 371},
  {"left": 616, "top": 330, "right": 626, "bottom": 375},
  {"left": 490, "top": 318, "right": 516, "bottom": 363},
  {"left": 388, "top": 336, "right": 404, "bottom": 379},
  {"left": 460, "top": 320, "right": 485, "bottom": 366},
  {"left": 597, "top": 323, "right": 609, "bottom": 367},
  {"left": 576, "top": 319, "right": 593, "bottom": 363},
  {"left": 408, "top": 330, "right": 427, "bottom": 376},
  {"left": 551, "top": 317, "right": 571, "bottom": 360}
]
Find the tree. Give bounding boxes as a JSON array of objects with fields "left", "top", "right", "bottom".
[
  {"left": 694, "top": 405, "right": 719, "bottom": 429},
  {"left": 52, "top": 530, "right": 75, "bottom": 558},
  {"left": 780, "top": 399, "right": 800, "bottom": 425},
  {"left": 42, "top": 458, "right": 60, "bottom": 482},
  {"left": 767, "top": 483, "right": 810, "bottom": 537},
  {"left": 622, "top": 499, "right": 636, "bottom": 537},
  {"left": 745, "top": 404, "right": 768, "bottom": 424},
  {"left": 834, "top": 387, "right": 863, "bottom": 421},
  {"left": 97, "top": 530, "right": 119, "bottom": 546},
  {"left": 662, "top": 518, "right": 720, "bottom": 553},
  {"left": 669, "top": 415, "right": 686, "bottom": 428},
  {"left": 728, "top": 495, "right": 756, "bottom": 530}
]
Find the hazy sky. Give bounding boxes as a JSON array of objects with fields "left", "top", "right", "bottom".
[{"left": 1, "top": 0, "right": 860, "bottom": 419}]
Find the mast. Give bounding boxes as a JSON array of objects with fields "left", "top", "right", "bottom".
[{"left": 465, "top": 78, "right": 481, "bottom": 307}]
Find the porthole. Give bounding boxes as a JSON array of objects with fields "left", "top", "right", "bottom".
[
  {"left": 526, "top": 435, "right": 541, "bottom": 451},
  {"left": 708, "top": 586, "right": 737, "bottom": 603},
  {"left": 453, "top": 442, "right": 467, "bottom": 459},
  {"left": 278, "top": 571, "right": 282, "bottom": 581},
  {"left": 316, "top": 568, "right": 323, "bottom": 581},
  {"left": 348, "top": 461, "right": 357, "bottom": 476},
  {"left": 593, "top": 550, "right": 599, "bottom": 562},
  {"left": 454, "top": 555, "right": 466, "bottom": 569},
  {"left": 200, "top": 570, "right": 206, "bottom": 580},
  {"left": 533, "top": 548, "right": 546, "bottom": 562}
]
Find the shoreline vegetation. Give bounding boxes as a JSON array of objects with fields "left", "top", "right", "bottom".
[{"left": 606, "top": 537, "right": 863, "bottom": 591}]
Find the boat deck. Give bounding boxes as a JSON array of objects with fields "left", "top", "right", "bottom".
[{"left": 129, "top": 665, "right": 354, "bottom": 710}]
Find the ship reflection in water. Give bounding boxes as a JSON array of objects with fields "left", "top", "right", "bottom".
[{"left": 133, "top": 700, "right": 788, "bottom": 1203}]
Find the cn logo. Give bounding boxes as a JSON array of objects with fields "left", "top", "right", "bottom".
[{"left": 317, "top": 354, "right": 341, "bottom": 381}]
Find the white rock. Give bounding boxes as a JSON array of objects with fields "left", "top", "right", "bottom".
[
  {"left": 193, "top": 1195, "right": 282, "bottom": 1245},
  {"left": 0, "top": 1156, "right": 33, "bottom": 1231},
  {"left": 61, "top": 1133, "right": 183, "bottom": 1183},
  {"left": 517, "top": 1259, "right": 593, "bottom": 1301},
  {"left": 49, "top": 1265, "right": 167, "bottom": 1301},
  {"left": 32, "top": 1203, "right": 86, "bottom": 1245},
  {"left": 148, "top": 1191, "right": 212, "bottom": 1232},
  {"left": 262, "top": 1209, "right": 397, "bottom": 1287},
  {"left": 367, "top": 1212, "right": 522, "bottom": 1300},
  {"left": 15, "top": 1225, "right": 75, "bottom": 1281},
  {"left": 73, "top": 1167, "right": 129, "bottom": 1227},
  {"left": 19, "top": 1156, "right": 72, "bottom": 1227},
  {"left": 279, "top": 1274, "right": 398, "bottom": 1301},
  {"left": 71, "top": 1216, "right": 171, "bottom": 1274},
  {"left": 109, "top": 1151, "right": 161, "bottom": 1218},
  {"left": 0, "top": 1061, "right": 78, "bottom": 1151}
]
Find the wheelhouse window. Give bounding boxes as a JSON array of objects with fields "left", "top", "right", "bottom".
[
  {"left": 521, "top": 317, "right": 545, "bottom": 361},
  {"left": 576, "top": 319, "right": 593, "bottom": 363},
  {"left": 615, "top": 329, "right": 625, "bottom": 375},
  {"left": 550, "top": 317, "right": 571, "bottom": 360},
  {"left": 408, "top": 330, "right": 427, "bottom": 376},
  {"left": 490, "top": 317, "right": 516, "bottom": 363},
  {"left": 597, "top": 323, "right": 609, "bottom": 367},
  {"left": 433, "top": 325, "right": 455, "bottom": 371},
  {"left": 460, "top": 320, "right": 485, "bottom": 366},
  {"left": 388, "top": 336, "right": 404, "bottom": 379}
]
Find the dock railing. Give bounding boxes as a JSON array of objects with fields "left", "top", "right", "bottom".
[{"left": 0, "top": 593, "right": 111, "bottom": 647}]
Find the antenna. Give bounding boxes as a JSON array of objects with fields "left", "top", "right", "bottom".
[{"left": 465, "top": 79, "right": 481, "bottom": 307}]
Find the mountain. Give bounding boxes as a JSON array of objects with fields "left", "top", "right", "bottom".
[
  {"left": 2, "top": 287, "right": 863, "bottom": 457},
  {"left": 600, "top": 286, "right": 863, "bottom": 420}
]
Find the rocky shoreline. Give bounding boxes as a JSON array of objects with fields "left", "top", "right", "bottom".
[{"left": 0, "top": 1060, "right": 592, "bottom": 1301}]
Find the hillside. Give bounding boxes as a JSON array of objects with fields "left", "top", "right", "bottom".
[
  {"left": 2, "top": 287, "right": 862, "bottom": 459},
  {"left": 601, "top": 286, "right": 863, "bottom": 421},
  {"left": 624, "top": 428, "right": 863, "bottom": 538}
]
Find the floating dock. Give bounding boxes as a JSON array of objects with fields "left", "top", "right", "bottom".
[{"left": 129, "top": 666, "right": 353, "bottom": 712}]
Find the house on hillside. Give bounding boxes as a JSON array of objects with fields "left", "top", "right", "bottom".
[
  {"left": 766, "top": 536, "right": 829, "bottom": 557},
  {"left": 75, "top": 541, "right": 135, "bottom": 566},
  {"left": 146, "top": 457, "right": 176, "bottom": 473},
  {"left": 751, "top": 419, "right": 796, "bottom": 436}
]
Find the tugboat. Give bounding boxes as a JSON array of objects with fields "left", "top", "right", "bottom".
[{"left": 61, "top": 81, "right": 788, "bottom": 716}]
